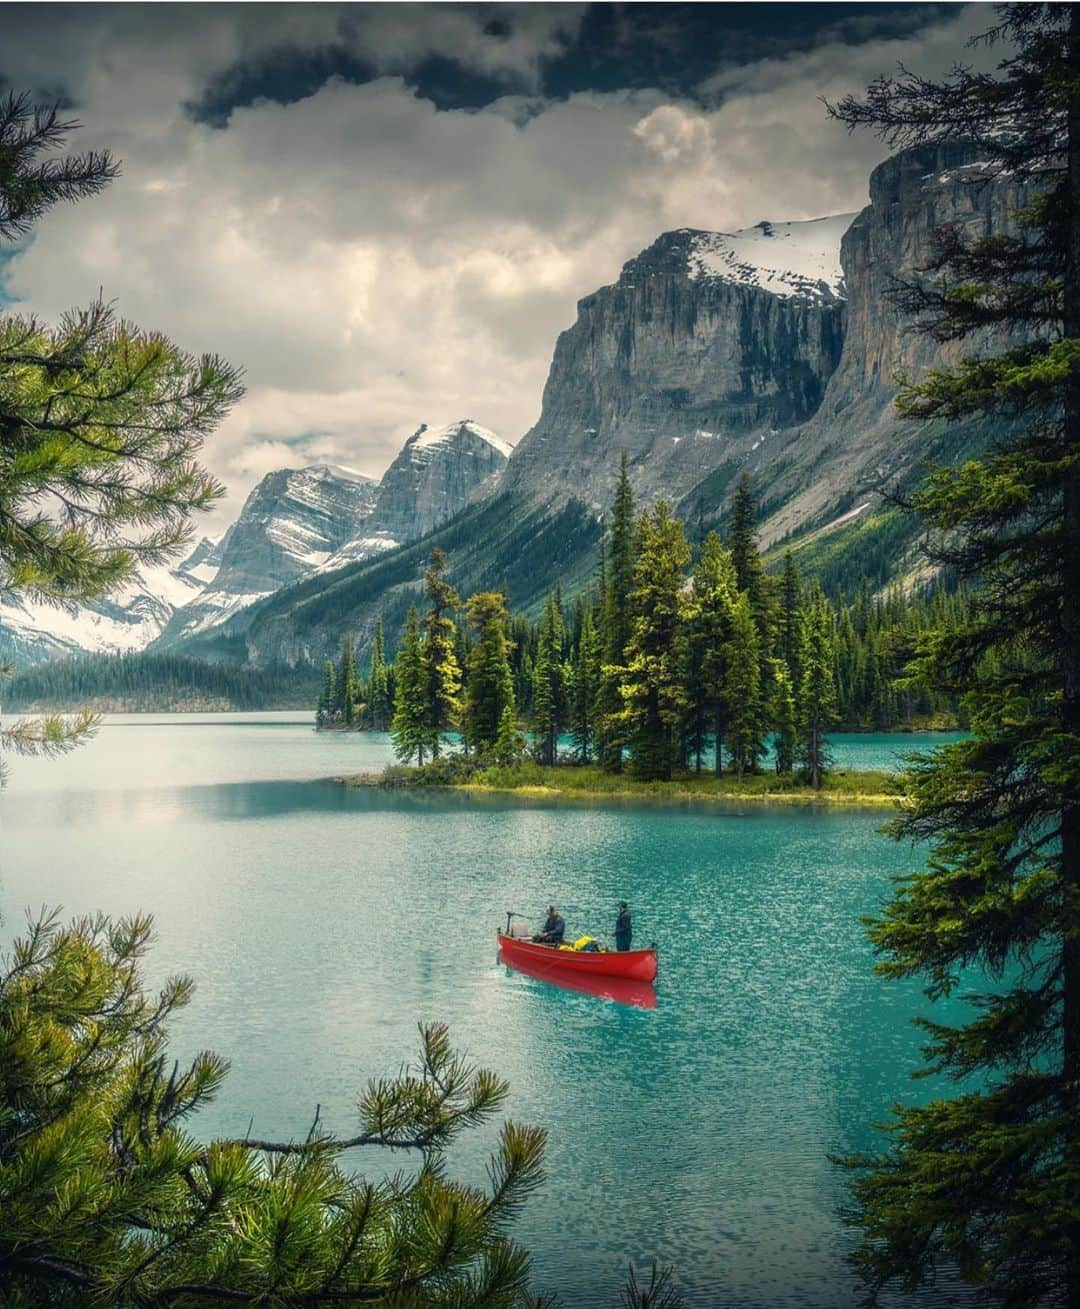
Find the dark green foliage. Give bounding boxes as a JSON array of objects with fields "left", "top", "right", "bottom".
[
  {"left": 420, "top": 549, "right": 462, "bottom": 760},
  {"left": 0, "top": 92, "right": 241, "bottom": 782},
  {"left": 795, "top": 597, "right": 836, "bottom": 789},
  {"left": 617, "top": 502, "right": 692, "bottom": 782},
  {"left": 830, "top": 8, "right": 1080, "bottom": 1306},
  {"left": 364, "top": 619, "right": 392, "bottom": 730},
  {"left": 531, "top": 592, "right": 568, "bottom": 766},
  {"left": 391, "top": 606, "right": 427, "bottom": 765},
  {"left": 462, "top": 591, "right": 516, "bottom": 757},
  {"left": 596, "top": 454, "right": 637, "bottom": 769},
  {"left": 0, "top": 909, "right": 546, "bottom": 1307},
  {"left": 569, "top": 600, "right": 601, "bottom": 763},
  {"left": 4, "top": 652, "right": 319, "bottom": 712}
]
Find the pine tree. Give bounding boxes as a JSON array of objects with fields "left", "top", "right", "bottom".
[
  {"left": 391, "top": 606, "right": 427, "bottom": 765},
  {"left": 316, "top": 660, "right": 336, "bottom": 726},
  {"left": 570, "top": 602, "right": 601, "bottom": 763},
  {"left": 830, "top": 10, "right": 1080, "bottom": 1304},
  {"left": 463, "top": 591, "right": 515, "bottom": 757},
  {"left": 795, "top": 597, "right": 835, "bottom": 789},
  {"left": 771, "top": 659, "right": 798, "bottom": 775},
  {"left": 779, "top": 549, "right": 802, "bottom": 687},
  {"left": 722, "top": 591, "right": 765, "bottom": 779},
  {"left": 531, "top": 592, "right": 568, "bottom": 766},
  {"left": 493, "top": 701, "right": 527, "bottom": 767},
  {"left": 689, "top": 532, "right": 740, "bottom": 776},
  {"left": 596, "top": 454, "right": 636, "bottom": 769},
  {"left": 366, "top": 619, "right": 392, "bottom": 730},
  {"left": 619, "top": 502, "right": 692, "bottom": 781},
  {"left": 0, "top": 911, "right": 545, "bottom": 1305},
  {"left": 337, "top": 634, "right": 359, "bottom": 727},
  {"left": 0, "top": 94, "right": 242, "bottom": 784},
  {"left": 420, "top": 549, "right": 462, "bottom": 760}
]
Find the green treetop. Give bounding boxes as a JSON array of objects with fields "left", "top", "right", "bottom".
[
  {"left": 795, "top": 596, "right": 836, "bottom": 790},
  {"left": 0, "top": 93, "right": 242, "bottom": 783},
  {"left": 618, "top": 502, "right": 692, "bottom": 782},
  {"left": 531, "top": 591, "right": 568, "bottom": 767},
  {"left": 420, "top": 549, "right": 462, "bottom": 760},
  {"left": 0, "top": 910, "right": 546, "bottom": 1306},
  {"left": 831, "top": 7, "right": 1080, "bottom": 1305},
  {"left": 722, "top": 590, "right": 765, "bottom": 779},
  {"left": 365, "top": 619, "right": 392, "bottom": 730},
  {"left": 391, "top": 606, "right": 427, "bottom": 765},
  {"left": 596, "top": 454, "right": 637, "bottom": 769},
  {"left": 463, "top": 591, "right": 516, "bottom": 757},
  {"left": 687, "top": 532, "right": 739, "bottom": 776}
]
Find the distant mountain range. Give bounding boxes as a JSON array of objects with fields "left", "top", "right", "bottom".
[
  {"left": 0, "top": 420, "right": 509, "bottom": 664},
  {"left": 2, "top": 141, "right": 1034, "bottom": 670}
]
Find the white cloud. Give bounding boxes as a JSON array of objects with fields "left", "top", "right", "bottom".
[{"left": 0, "top": 4, "right": 996, "bottom": 532}]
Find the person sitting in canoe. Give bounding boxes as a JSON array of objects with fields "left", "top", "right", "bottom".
[
  {"left": 533, "top": 905, "right": 565, "bottom": 946},
  {"left": 611, "top": 902, "right": 632, "bottom": 952}
]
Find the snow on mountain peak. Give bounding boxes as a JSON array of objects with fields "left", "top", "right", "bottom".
[
  {"left": 409, "top": 419, "right": 513, "bottom": 459},
  {"left": 685, "top": 213, "right": 856, "bottom": 301}
]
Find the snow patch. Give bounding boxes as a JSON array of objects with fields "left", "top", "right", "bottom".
[
  {"left": 686, "top": 213, "right": 856, "bottom": 301},
  {"left": 409, "top": 419, "right": 513, "bottom": 459}
]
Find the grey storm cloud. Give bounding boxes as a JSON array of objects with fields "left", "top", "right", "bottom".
[{"left": 0, "top": 3, "right": 997, "bottom": 531}]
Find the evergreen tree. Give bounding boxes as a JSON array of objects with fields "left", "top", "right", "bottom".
[
  {"left": 0, "top": 94, "right": 242, "bottom": 783},
  {"left": 689, "top": 533, "right": 740, "bottom": 776},
  {"left": 337, "top": 634, "right": 359, "bottom": 727},
  {"left": 619, "top": 502, "right": 692, "bottom": 781},
  {"left": 391, "top": 606, "right": 427, "bottom": 765},
  {"left": 771, "top": 659, "right": 798, "bottom": 775},
  {"left": 795, "top": 598, "right": 835, "bottom": 789},
  {"left": 531, "top": 592, "right": 568, "bottom": 766},
  {"left": 831, "top": 9, "right": 1080, "bottom": 1304},
  {"left": 493, "top": 701, "right": 527, "bottom": 767},
  {"left": 420, "top": 549, "right": 462, "bottom": 759},
  {"left": 0, "top": 911, "right": 545, "bottom": 1306},
  {"left": 597, "top": 454, "right": 637, "bottom": 769},
  {"left": 722, "top": 591, "right": 765, "bottom": 779},
  {"left": 366, "top": 619, "right": 392, "bottom": 730},
  {"left": 570, "top": 602, "right": 601, "bottom": 763},
  {"left": 727, "top": 474, "right": 769, "bottom": 623},
  {"left": 779, "top": 549, "right": 802, "bottom": 687},
  {"left": 463, "top": 591, "right": 516, "bottom": 757},
  {"left": 316, "top": 659, "right": 336, "bottom": 726}
]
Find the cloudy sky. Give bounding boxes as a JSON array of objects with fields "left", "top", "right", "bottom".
[{"left": 1, "top": 2, "right": 995, "bottom": 532}]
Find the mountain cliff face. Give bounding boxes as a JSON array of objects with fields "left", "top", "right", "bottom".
[
  {"left": 503, "top": 216, "right": 851, "bottom": 512},
  {"left": 228, "top": 142, "right": 1031, "bottom": 669},
  {"left": 741, "top": 144, "right": 1033, "bottom": 544},
  {"left": 322, "top": 420, "right": 511, "bottom": 569}
]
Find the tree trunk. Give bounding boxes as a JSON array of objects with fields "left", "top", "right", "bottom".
[
  {"left": 714, "top": 707, "right": 723, "bottom": 776},
  {"left": 1062, "top": 11, "right": 1080, "bottom": 1307}
]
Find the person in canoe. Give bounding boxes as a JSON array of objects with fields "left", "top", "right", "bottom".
[
  {"left": 611, "top": 902, "right": 632, "bottom": 952},
  {"left": 533, "top": 905, "right": 565, "bottom": 946}
]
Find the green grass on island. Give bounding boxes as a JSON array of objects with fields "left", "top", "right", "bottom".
[{"left": 340, "top": 761, "right": 904, "bottom": 807}]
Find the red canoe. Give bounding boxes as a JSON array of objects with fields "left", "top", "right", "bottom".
[{"left": 496, "top": 932, "right": 658, "bottom": 983}]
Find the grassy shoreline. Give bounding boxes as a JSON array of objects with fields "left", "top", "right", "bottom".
[{"left": 338, "top": 762, "right": 904, "bottom": 809}]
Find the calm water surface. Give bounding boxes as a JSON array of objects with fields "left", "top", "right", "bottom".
[{"left": 1, "top": 714, "right": 970, "bottom": 1307}]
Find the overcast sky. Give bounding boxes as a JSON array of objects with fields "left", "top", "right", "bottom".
[{"left": 1, "top": 2, "right": 995, "bottom": 533}]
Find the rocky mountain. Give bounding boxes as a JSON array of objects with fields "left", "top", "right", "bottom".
[
  {"left": 3, "top": 421, "right": 512, "bottom": 664},
  {"left": 0, "top": 537, "right": 222, "bottom": 665},
  {"left": 222, "top": 141, "right": 1031, "bottom": 668},
  {"left": 321, "top": 420, "right": 511, "bottom": 569},
  {"left": 153, "top": 463, "right": 379, "bottom": 646}
]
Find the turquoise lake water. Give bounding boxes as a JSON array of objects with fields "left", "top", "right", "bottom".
[{"left": 1, "top": 715, "right": 972, "bottom": 1307}]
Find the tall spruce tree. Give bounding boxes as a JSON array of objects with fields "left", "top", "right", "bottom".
[
  {"left": 831, "top": 10, "right": 1080, "bottom": 1303},
  {"left": 365, "top": 619, "right": 392, "bottom": 730},
  {"left": 463, "top": 591, "right": 516, "bottom": 757},
  {"left": 420, "top": 549, "right": 462, "bottom": 760},
  {"left": 779, "top": 549, "right": 802, "bottom": 688},
  {"left": 531, "top": 592, "right": 568, "bottom": 766},
  {"left": 316, "top": 659, "right": 336, "bottom": 726},
  {"left": 391, "top": 606, "right": 427, "bottom": 765},
  {"left": 771, "top": 659, "right": 798, "bottom": 776},
  {"left": 619, "top": 502, "right": 692, "bottom": 781},
  {"left": 570, "top": 602, "right": 601, "bottom": 763},
  {"left": 795, "top": 597, "right": 835, "bottom": 790},
  {"left": 722, "top": 590, "right": 765, "bottom": 779},
  {"left": 337, "top": 634, "right": 359, "bottom": 727},
  {"left": 597, "top": 454, "right": 637, "bottom": 769},
  {"left": 689, "top": 532, "right": 740, "bottom": 776}
]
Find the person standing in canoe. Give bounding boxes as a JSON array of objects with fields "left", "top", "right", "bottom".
[
  {"left": 533, "top": 905, "right": 565, "bottom": 946},
  {"left": 612, "top": 902, "right": 632, "bottom": 952}
]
